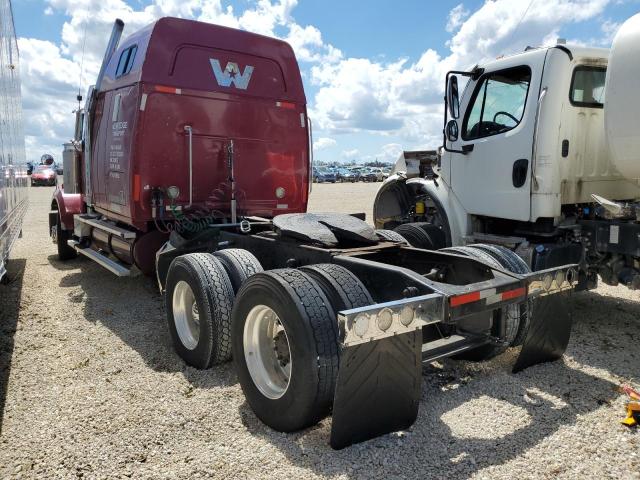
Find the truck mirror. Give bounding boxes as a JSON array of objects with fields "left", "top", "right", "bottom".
[
  {"left": 447, "top": 75, "right": 460, "bottom": 119},
  {"left": 446, "top": 119, "right": 459, "bottom": 142}
]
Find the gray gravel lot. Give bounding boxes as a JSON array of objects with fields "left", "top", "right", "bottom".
[{"left": 0, "top": 183, "right": 638, "bottom": 479}]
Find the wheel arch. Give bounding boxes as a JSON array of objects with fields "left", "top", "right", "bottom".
[
  {"left": 373, "top": 175, "right": 468, "bottom": 246},
  {"left": 52, "top": 188, "right": 84, "bottom": 231}
]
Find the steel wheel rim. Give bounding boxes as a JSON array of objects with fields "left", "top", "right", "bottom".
[
  {"left": 173, "top": 280, "right": 200, "bottom": 350},
  {"left": 243, "top": 305, "right": 292, "bottom": 400}
]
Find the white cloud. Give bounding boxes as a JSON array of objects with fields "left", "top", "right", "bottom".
[
  {"left": 446, "top": 4, "right": 470, "bottom": 33},
  {"left": 19, "top": 0, "right": 617, "bottom": 161},
  {"left": 285, "top": 24, "right": 342, "bottom": 63},
  {"left": 310, "top": 0, "right": 613, "bottom": 150},
  {"left": 19, "top": 0, "right": 341, "bottom": 160},
  {"left": 341, "top": 148, "right": 359, "bottom": 159},
  {"left": 18, "top": 37, "right": 84, "bottom": 160},
  {"left": 313, "top": 137, "right": 337, "bottom": 150},
  {"left": 377, "top": 143, "right": 403, "bottom": 163}
]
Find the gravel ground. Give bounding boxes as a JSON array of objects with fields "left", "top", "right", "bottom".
[{"left": 0, "top": 183, "right": 638, "bottom": 479}]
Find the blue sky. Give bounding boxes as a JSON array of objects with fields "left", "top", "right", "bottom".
[{"left": 11, "top": 0, "right": 640, "bottom": 163}]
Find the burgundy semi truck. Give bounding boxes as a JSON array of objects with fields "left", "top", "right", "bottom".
[
  {"left": 52, "top": 17, "right": 310, "bottom": 274},
  {"left": 51, "top": 18, "right": 580, "bottom": 448}
]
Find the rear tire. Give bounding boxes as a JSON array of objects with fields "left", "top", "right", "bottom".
[
  {"left": 416, "top": 223, "right": 447, "bottom": 249},
  {"left": 232, "top": 269, "right": 339, "bottom": 432},
  {"left": 468, "top": 244, "right": 531, "bottom": 346},
  {"left": 165, "top": 253, "right": 234, "bottom": 368},
  {"left": 299, "top": 264, "right": 373, "bottom": 311},
  {"left": 393, "top": 222, "right": 440, "bottom": 249},
  {"left": 374, "top": 229, "right": 410, "bottom": 245},
  {"left": 54, "top": 212, "right": 77, "bottom": 261},
  {"left": 441, "top": 245, "right": 520, "bottom": 361},
  {"left": 213, "top": 248, "right": 263, "bottom": 293}
]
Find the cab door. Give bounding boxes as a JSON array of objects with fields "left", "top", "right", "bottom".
[{"left": 447, "top": 51, "right": 548, "bottom": 222}]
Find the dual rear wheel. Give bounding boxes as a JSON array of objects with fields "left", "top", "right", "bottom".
[{"left": 165, "top": 251, "right": 373, "bottom": 432}]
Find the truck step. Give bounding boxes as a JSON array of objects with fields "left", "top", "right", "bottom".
[
  {"left": 68, "top": 240, "right": 132, "bottom": 277},
  {"left": 75, "top": 215, "right": 137, "bottom": 239},
  {"left": 421, "top": 334, "right": 488, "bottom": 363}
]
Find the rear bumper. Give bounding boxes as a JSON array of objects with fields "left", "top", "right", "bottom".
[{"left": 329, "top": 263, "right": 578, "bottom": 449}]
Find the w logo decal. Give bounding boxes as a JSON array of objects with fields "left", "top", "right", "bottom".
[{"left": 210, "top": 59, "right": 254, "bottom": 90}]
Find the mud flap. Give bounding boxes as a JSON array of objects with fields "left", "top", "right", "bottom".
[
  {"left": 512, "top": 291, "right": 572, "bottom": 373},
  {"left": 329, "top": 331, "right": 422, "bottom": 449}
]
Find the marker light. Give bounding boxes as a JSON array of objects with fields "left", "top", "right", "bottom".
[
  {"left": 167, "top": 185, "right": 180, "bottom": 200},
  {"left": 399, "top": 305, "right": 415, "bottom": 326},
  {"left": 377, "top": 308, "right": 393, "bottom": 331},
  {"left": 354, "top": 314, "right": 369, "bottom": 337}
]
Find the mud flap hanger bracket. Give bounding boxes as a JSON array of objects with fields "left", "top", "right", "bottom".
[{"left": 328, "top": 263, "right": 579, "bottom": 449}]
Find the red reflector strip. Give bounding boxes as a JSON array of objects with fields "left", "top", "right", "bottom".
[
  {"left": 155, "top": 85, "right": 181, "bottom": 94},
  {"left": 133, "top": 174, "right": 141, "bottom": 202},
  {"left": 450, "top": 291, "right": 481, "bottom": 307},
  {"left": 276, "top": 101, "right": 296, "bottom": 109},
  {"left": 501, "top": 287, "right": 526, "bottom": 301}
]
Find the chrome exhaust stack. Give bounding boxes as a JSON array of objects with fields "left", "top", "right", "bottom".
[{"left": 95, "top": 19, "right": 124, "bottom": 92}]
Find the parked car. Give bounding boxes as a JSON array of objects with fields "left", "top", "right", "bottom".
[
  {"left": 336, "top": 168, "right": 358, "bottom": 182},
  {"left": 360, "top": 168, "right": 379, "bottom": 182},
  {"left": 312, "top": 166, "right": 337, "bottom": 183},
  {"left": 31, "top": 164, "right": 57, "bottom": 186},
  {"left": 349, "top": 166, "right": 367, "bottom": 180},
  {"left": 367, "top": 167, "right": 386, "bottom": 181}
]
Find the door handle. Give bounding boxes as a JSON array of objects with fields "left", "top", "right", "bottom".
[
  {"left": 512, "top": 159, "right": 529, "bottom": 188},
  {"left": 184, "top": 125, "right": 193, "bottom": 208}
]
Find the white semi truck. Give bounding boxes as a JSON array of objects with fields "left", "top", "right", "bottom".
[{"left": 375, "top": 14, "right": 640, "bottom": 291}]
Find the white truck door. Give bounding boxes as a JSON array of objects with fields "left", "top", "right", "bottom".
[{"left": 448, "top": 52, "right": 548, "bottom": 221}]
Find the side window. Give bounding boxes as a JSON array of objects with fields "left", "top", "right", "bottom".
[
  {"left": 570, "top": 66, "right": 606, "bottom": 108},
  {"left": 462, "top": 66, "right": 531, "bottom": 141},
  {"left": 115, "top": 45, "right": 138, "bottom": 78}
]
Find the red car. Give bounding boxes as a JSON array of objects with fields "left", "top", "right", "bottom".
[{"left": 31, "top": 164, "right": 57, "bottom": 186}]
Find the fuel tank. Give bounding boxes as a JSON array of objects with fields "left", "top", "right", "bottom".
[{"left": 605, "top": 13, "right": 640, "bottom": 180}]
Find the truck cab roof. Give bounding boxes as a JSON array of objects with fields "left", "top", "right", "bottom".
[
  {"left": 99, "top": 17, "right": 306, "bottom": 104},
  {"left": 475, "top": 44, "right": 609, "bottom": 73}
]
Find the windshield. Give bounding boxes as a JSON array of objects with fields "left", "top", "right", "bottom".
[
  {"left": 462, "top": 66, "right": 531, "bottom": 140},
  {"left": 36, "top": 165, "right": 52, "bottom": 172}
]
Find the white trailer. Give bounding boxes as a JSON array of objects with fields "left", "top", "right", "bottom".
[
  {"left": 0, "top": 0, "right": 28, "bottom": 282},
  {"left": 375, "top": 14, "right": 640, "bottom": 291}
]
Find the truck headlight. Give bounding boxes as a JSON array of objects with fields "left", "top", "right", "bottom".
[
  {"left": 555, "top": 270, "right": 565, "bottom": 287},
  {"left": 543, "top": 273, "right": 553, "bottom": 291}
]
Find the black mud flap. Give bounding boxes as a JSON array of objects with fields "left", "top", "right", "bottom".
[
  {"left": 329, "top": 331, "right": 422, "bottom": 449},
  {"left": 513, "top": 292, "right": 573, "bottom": 373}
]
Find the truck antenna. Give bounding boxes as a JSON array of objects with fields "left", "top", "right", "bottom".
[
  {"left": 77, "top": 18, "right": 88, "bottom": 109},
  {"left": 505, "top": 0, "right": 535, "bottom": 52}
]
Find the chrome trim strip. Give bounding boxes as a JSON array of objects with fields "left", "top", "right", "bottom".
[{"left": 338, "top": 293, "right": 444, "bottom": 347}]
